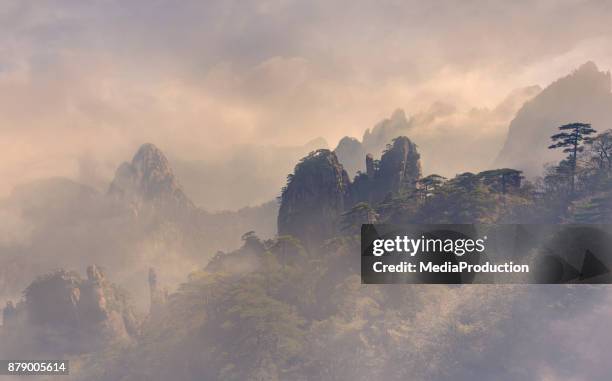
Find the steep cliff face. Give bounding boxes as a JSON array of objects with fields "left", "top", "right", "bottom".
[
  {"left": 377, "top": 137, "right": 422, "bottom": 194},
  {"left": 334, "top": 109, "right": 414, "bottom": 179},
  {"left": 279, "top": 138, "right": 422, "bottom": 245},
  {"left": 350, "top": 136, "right": 422, "bottom": 205},
  {"left": 109, "top": 143, "right": 195, "bottom": 213},
  {"left": 1, "top": 266, "right": 138, "bottom": 357},
  {"left": 278, "top": 149, "right": 351, "bottom": 245},
  {"left": 495, "top": 62, "right": 612, "bottom": 176}
]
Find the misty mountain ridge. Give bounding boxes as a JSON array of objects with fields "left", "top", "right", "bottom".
[
  {"left": 46, "top": 128, "right": 612, "bottom": 380},
  {"left": 0, "top": 143, "right": 277, "bottom": 314},
  {"left": 362, "top": 108, "right": 413, "bottom": 157},
  {"left": 4, "top": 118, "right": 612, "bottom": 379},
  {"left": 495, "top": 61, "right": 612, "bottom": 176},
  {"left": 335, "top": 84, "right": 540, "bottom": 178}
]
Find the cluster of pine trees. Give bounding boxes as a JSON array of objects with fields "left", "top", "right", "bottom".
[{"left": 342, "top": 123, "right": 612, "bottom": 227}]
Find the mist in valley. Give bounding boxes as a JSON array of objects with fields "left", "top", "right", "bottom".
[{"left": 3, "top": 1, "right": 612, "bottom": 380}]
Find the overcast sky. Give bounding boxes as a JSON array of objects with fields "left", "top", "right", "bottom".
[{"left": 1, "top": 0, "right": 612, "bottom": 196}]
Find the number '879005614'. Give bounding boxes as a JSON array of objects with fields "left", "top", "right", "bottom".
[{"left": 1, "top": 360, "right": 69, "bottom": 375}]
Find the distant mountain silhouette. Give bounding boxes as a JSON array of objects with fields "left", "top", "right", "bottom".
[
  {"left": 334, "top": 137, "right": 366, "bottom": 177},
  {"left": 334, "top": 109, "right": 412, "bottom": 178},
  {"left": 362, "top": 109, "right": 412, "bottom": 156},
  {"left": 109, "top": 143, "right": 195, "bottom": 214},
  {"left": 495, "top": 61, "right": 612, "bottom": 176}
]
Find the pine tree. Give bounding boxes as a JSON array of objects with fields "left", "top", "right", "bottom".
[{"left": 548, "top": 122, "right": 596, "bottom": 196}]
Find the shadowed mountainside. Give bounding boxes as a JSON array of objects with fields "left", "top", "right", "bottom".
[
  {"left": 496, "top": 62, "right": 612, "bottom": 176},
  {"left": 61, "top": 132, "right": 612, "bottom": 381}
]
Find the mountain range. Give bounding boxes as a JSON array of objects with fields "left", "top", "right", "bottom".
[
  {"left": 495, "top": 61, "right": 612, "bottom": 176},
  {"left": 0, "top": 144, "right": 278, "bottom": 312}
]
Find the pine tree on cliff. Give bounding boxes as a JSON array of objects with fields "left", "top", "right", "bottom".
[{"left": 548, "top": 122, "right": 596, "bottom": 196}]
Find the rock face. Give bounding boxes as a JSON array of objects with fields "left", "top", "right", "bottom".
[
  {"left": 1, "top": 266, "right": 138, "bottom": 356},
  {"left": 351, "top": 136, "right": 422, "bottom": 205},
  {"left": 376, "top": 137, "right": 422, "bottom": 195},
  {"left": 495, "top": 62, "right": 612, "bottom": 176},
  {"left": 278, "top": 138, "right": 422, "bottom": 245},
  {"left": 109, "top": 143, "right": 194, "bottom": 213},
  {"left": 334, "top": 109, "right": 413, "bottom": 178},
  {"left": 278, "top": 149, "right": 351, "bottom": 245}
]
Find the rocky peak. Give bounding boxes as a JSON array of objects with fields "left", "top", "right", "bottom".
[
  {"left": 334, "top": 136, "right": 366, "bottom": 177},
  {"left": 573, "top": 61, "right": 611, "bottom": 92},
  {"left": 2, "top": 267, "right": 138, "bottom": 356},
  {"left": 352, "top": 136, "right": 422, "bottom": 204},
  {"left": 495, "top": 61, "right": 612, "bottom": 176},
  {"left": 378, "top": 136, "right": 422, "bottom": 192},
  {"left": 108, "top": 143, "right": 194, "bottom": 213},
  {"left": 278, "top": 138, "right": 422, "bottom": 245},
  {"left": 362, "top": 109, "right": 412, "bottom": 156},
  {"left": 278, "top": 149, "right": 350, "bottom": 245}
]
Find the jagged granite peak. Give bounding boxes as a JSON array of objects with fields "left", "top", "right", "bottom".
[
  {"left": 2, "top": 266, "right": 138, "bottom": 356},
  {"left": 334, "top": 136, "right": 366, "bottom": 177},
  {"left": 378, "top": 136, "right": 422, "bottom": 192},
  {"left": 278, "top": 149, "right": 351, "bottom": 245},
  {"left": 350, "top": 136, "right": 422, "bottom": 205},
  {"left": 279, "top": 138, "right": 422, "bottom": 245},
  {"left": 495, "top": 61, "right": 612, "bottom": 176},
  {"left": 109, "top": 143, "right": 194, "bottom": 212},
  {"left": 363, "top": 108, "right": 412, "bottom": 156}
]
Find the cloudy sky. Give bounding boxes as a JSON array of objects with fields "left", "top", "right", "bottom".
[{"left": 1, "top": 0, "right": 612, "bottom": 198}]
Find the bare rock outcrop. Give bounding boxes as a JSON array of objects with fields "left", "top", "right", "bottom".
[
  {"left": 0, "top": 266, "right": 138, "bottom": 357},
  {"left": 278, "top": 138, "right": 422, "bottom": 245},
  {"left": 351, "top": 136, "right": 422, "bottom": 205},
  {"left": 109, "top": 143, "right": 195, "bottom": 214},
  {"left": 278, "top": 149, "right": 351, "bottom": 245}
]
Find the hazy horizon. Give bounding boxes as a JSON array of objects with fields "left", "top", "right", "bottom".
[
  {"left": 2, "top": 1, "right": 612, "bottom": 208},
  {"left": 3, "top": 3, "right": 612, "bottom": 380}
]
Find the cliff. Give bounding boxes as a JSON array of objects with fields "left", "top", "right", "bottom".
[
  {"left": 351, "top": 136, "right": 422, "bottom": 205},
  {"left": 0, "top": 265, "right": 138, "bottom": 357},
  {"left": 277, "top": 149, "right": 351, "bottom": 245},
  {"left": 279, "top": 137, "right": 422, "bottom": 245}
]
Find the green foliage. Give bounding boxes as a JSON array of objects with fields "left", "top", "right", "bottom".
[
  {"left": 571, "top": 193, "right": 612, "bottom": 222},
  {"left": 548, "top": 122, "right": 597, "bottom": 195},
  {"left": 76, "top": 128, "right": 612, "bottom": 381},
  {"left": 548, "top": 122, "right": 597, "bottom": 154},
  {"left": 369, "top": 169, "right": 533, "bottom": 224}
]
